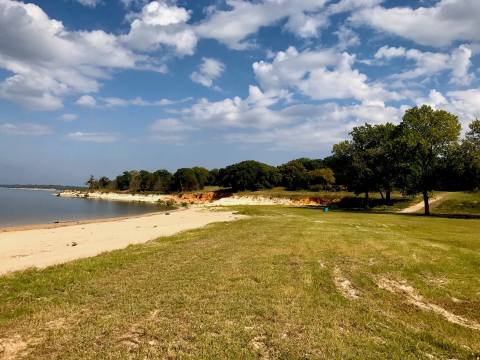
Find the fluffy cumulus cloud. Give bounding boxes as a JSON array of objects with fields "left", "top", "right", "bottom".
[
  {"left": 0, "top": 0, "right": 196, "bottom": 111},
  {"left": 375, "top": 45, "right": 474, "bottom": 85},
  {"left": 195, "top": 0, "right": 329, "bottom": 49},
  {"left": 121, "top": 0, "right": 197, "bottom": 55},
  {"left": 253, "top": 47, "right": 399, "bottom": 103},
  {"left": 190, "top": 58, "right": 225, "bottom": 88},
  {"left": 414, "top": 88, "right": 480, "bottom": 129},
  {"left": 76, "top": 95, "right": 97, "bottom": 107},
  {"left": 350, "top": 0, "right": 480, "bottom": 47},
  {"left": 182, "top": 86, "right": 291, "bottom": 129},
  {"left": 222, "top": 102, "right": 403, "bottom": 150}
]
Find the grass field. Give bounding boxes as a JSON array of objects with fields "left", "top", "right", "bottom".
[{"left": 1, "top": 206, "right": 479, "bottom": 359}]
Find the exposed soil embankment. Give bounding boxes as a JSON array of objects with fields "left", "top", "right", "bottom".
[{"left": 59, "top": 190, "right": 338, "bottom": 207}]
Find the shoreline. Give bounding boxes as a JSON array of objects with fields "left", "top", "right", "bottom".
[
  {"left": 58, "top": 190, "right": 333, "bottom": 207},
  {"left": 0, "top": 209, "right": 178, "bottom": 233},
  {"left": 0, "top": 207, "right": 244, "bottom": 275}
]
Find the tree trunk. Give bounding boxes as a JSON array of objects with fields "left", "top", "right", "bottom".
[
  {"left": 386, "top": 190, "right": 391, "bottom": 205},
  {"left": 379, "top": 191, "right": 385, "bottom": 201},
  {"left": 365, "top": 191, "right": 369, "bottom": 208},
  {"left": 423, "top": 191, "right": 430, "bottom": 215}
]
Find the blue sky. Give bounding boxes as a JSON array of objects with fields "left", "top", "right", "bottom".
[{"left": 0, "top": 0, "right": 479, "bottom": 185}]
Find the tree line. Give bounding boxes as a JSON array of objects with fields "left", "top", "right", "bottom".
[
  {"left": 87, "top": 105, "right": 479, "bottom": 215},
  {"left": 86, "top": 159, "right": 336, "bottom": 195}
]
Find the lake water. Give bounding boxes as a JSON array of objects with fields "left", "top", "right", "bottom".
[{"left": 0, "top": 188, "right": 160, "bottom": 228}]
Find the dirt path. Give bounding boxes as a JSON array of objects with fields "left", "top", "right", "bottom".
[{"left": 399, "top": 196, "right": 444, "bottom": 214}]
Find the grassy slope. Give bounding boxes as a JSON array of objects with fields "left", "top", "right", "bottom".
[
  {"left": 431, "top": 192, "right": 480, "bottom": 215},
  {"left": 1, "top": 207, "right": 479, "bottom": 359}
]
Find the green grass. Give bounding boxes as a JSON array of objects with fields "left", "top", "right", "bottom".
[
  {"left": 431, "top": 192, "right": 480, "bottom": 215},
  {"left": 1, "top": 207, "right": 479, "bottom": 359},
  {"left": 240, "top": 187, "right": 353, "bottom": 200}
]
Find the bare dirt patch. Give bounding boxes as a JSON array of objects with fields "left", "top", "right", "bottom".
[
  {"left": 400, "top": 196, "right": 444, "bottom": 214},
  {"left": 250, "top": 335, "right": 271, "bottom": 360},
  {"left": 333, "top": 268, "right": 360, "bottom": 300},
  {"left": 0, "top": 335, "right": 29, "bottom": 360},
  {"left": 377, "top": 278, "right": 480, "bottom": 331}
]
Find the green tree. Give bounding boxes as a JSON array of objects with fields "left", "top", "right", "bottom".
[
  {"left": 207, "top": 168, "right": 220, "bottom": 186},
  {"left": 139, "top": 170, "right": 155, "bottom": 192},
  {"left": 461, "top": 119, "right": 480, "bottom": 190},
  {"left": 86, "top": 175, "right": 98, "bottom": 191},
  {"left": 221, "top": 160, "right": 280, "bottom": 191},
  {"left": 192, "top": 167, "right": 210, "bottom": 188},
  {"left": 278, "top": 160, "right": 309, "bottom": 190},
  {"left": 172, "top": 168, "right": 200, "bottom": 192},
  {"left": 98, "top": 176, "right": 111, "bottom": 189},
  {"left": 115, "top": 171, "right": 132, "bottom": 191},
  {"left": 369, "top": 123, "right": 402, "bottom": 204},
  {"left": 152, "top": 170, "right": 173, "bottom": 193},
  {"left": 400, "top": 105, "right": 461, "bottom": 215},
  {"left": 129, "top": 171, "right": 141, "bottom": 192},
  {"left": 309, "top": 168, "right": 335, "bottom": 190},
  {"left": 332, "top": 126, "right": 378, "bottom": 207}
]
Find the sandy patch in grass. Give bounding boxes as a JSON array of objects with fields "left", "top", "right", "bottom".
[
  {"left": 400, "top": 196, "right": 444, "bottom": 214},
  {"left": 377, "top": 278, "right": 480, "bottom": 331},
  {"left": 333, "top": 268, "right": 360, "bottom": 300},
  {"left": 0, "top": 208, "right": 245, "bottom": 275},
  {"left": 0, "top": 335, "right": 31, "bottom": 359}
]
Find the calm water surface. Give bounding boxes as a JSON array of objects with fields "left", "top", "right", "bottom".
[{"left": 0, "top": 188, "right": 160, "bottom": 227}]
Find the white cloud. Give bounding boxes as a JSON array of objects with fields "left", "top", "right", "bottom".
[
  {"left": 76, "top": 0, "right": 102, "bottom": 8},
  {"left": 415, "top": 88, "right": 480, "bottom": 129},
  {"left": 327, "top": 0, "right": 382, "bottom": 15},
  {"left": 447, "top": 89, "right": 480, "bottom": 122},
  {"left": 76, "top": 95, "right": 97, "bottom": 107},
  {"left": 195, "top": 0, "right": 328, "bottom": 49},
  {"left": 375, "top": 44, "right": 474, "bottom": 85},
  {"left": 253, "top": 46, "right": 399, "bottom": 103},
  {"left": 148, "top": 118, "right": 195, "bottom": 142},
  {"left": 75, "top": 95, "right": 193, "bottom": 108},
  {"left": 0, "top": 0, "right": 196, "bottom": 111},
  {"left": 335, "top": 26, "right": 360, "bottom": 50},
  {"left": 121, "top": 0, "right": 197, "bottom": 55},
  {"left": 183, "top": 86, "right": 291, "bottom": 129},
  {"left": 190, "top": 58, "right": 225, "bottom": 88},
  {"left": 284, "top": 12, "right": 329, "bottom": 39},
  {"left": 120, "top": 0, "right": 147, "bottom": 8},
  {"left": 66, "top": 131, "right": 118, "bottom": 143},
  {"left": 223, "top": 102, "right": 403, "bottom": 150},
  {"left": 0, "top": 122, "right": 52, "bottom": 136},
  {"left": 60, "top": 113, "right": 79, "bottom": 121},
  {"left": 350, "top": 0, "right": 480, "bottom": 47}
]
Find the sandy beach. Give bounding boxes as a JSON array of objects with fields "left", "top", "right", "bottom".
[{"left": 0, "top": 207, "right": 243, "bottom": 275}]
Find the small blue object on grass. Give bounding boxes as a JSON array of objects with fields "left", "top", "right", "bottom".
[{"left": 324, "top": 207, "right": 329, "bottom": 213}]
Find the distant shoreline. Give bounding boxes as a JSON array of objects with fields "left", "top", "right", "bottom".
[{"left": 1, "top": 187, "right": 58, "bottom": 192}]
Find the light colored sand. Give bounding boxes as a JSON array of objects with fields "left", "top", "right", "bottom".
[
  {"left": 377, "top": 278, "right": 480, "bottom": 331},
  {"left": 211, "top": 196, "right": 295, "bottom": 206},
  {"left": 59, "top": 190, "right": 174, "bottom": 203},
  {"left": 0, "top": 208, "right": 244, "bottom": 275},
  {"left": 400, "top": 196, "right": 443, "bottom": 214}
]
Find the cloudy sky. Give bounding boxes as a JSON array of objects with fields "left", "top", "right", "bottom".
[{"left": 0, "top": 0, "right": 479, "bottom": 184}]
